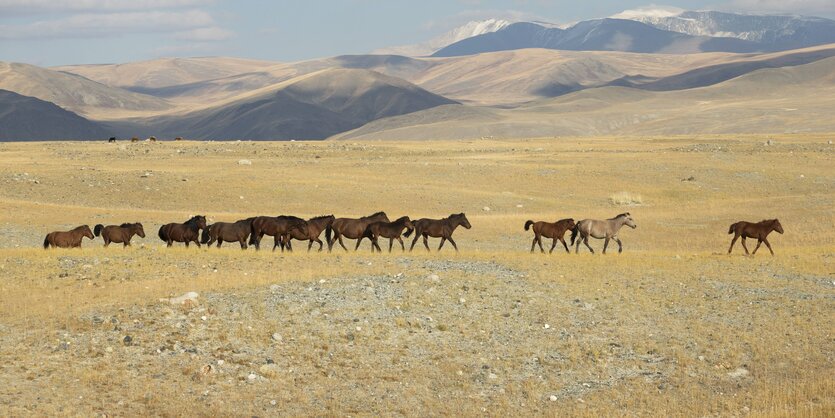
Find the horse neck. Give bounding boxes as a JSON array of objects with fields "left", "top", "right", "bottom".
[{"left": 610, "top": 217, "right": 628, "bottom": 231}]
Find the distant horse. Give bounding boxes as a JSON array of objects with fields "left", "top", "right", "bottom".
[
  {"left": 281, "top": 215, "right": 335, "bottom": 252},
  {"left": 406, "top": 213, "right": 471, "bottom": 252},
  {"left": 363, "top": 216, "right": 414, "bottom": 252},
  {"left": 524, "top": 218, "right": 576, "bottom": 254},
  {"left": 44, "top": 225, "right": 94, "bottom": 249},
  {"left": 108, "top": 137, "right": 116, "bottom": 143},
  {"left": 326, "top": 212, "right": 390, "bottom": 252},
  {"left": 250, "top": 216, "right": 308, "bottom": 251},
  {"left": 158, "top": 215, "right": 206, "bottom": 248},
  {"left": 728, "top": 219, "right": 784, "bottom": 255},
  {"left": 201, "top": 217, "right": 256, "bottom": 249},
  {"left": 570, "top": 213, "right": 636, "bottom": 254},
  {"left": 94, "top": 223, "right": 145, "bottom": 247},
  {"left": 130, "top": 137, "right": 139, "bottom": 142},
  {"left": 149, "top": 136, "right": 157, "bottom": 142},
  {"left": 175, "top": 137, "right": 183, "bottom": 141}
]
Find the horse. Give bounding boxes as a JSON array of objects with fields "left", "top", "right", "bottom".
[
  {"left": 250, "top": 216, "right": 308, "bottom": 251},
  {"left": 130, "top": 137, "right": 139, "bottom": 142},
  {"left": 524, "top": 218, "right": 576, "bottom": 254},
  {"left": 570, "top": 213, "right": 636, "bottom": 254},
  {"left": 728, "top": 219, "right": 784, "bottom": 255},
  {"left": 44, "top": 225, "right": 94, "bottom": 249},
  {"left": 280, "top": 215, "right": 335, "bottom": 252},
  {"left": 406, "top": 213, "right": 471, "bottom": 252},
  {"left": 201, "top": 217, "right": 256, "bottom": 249},
  {"left": 94, "top": 223, "right": 145, "bottom": 247},
  {"left": 158, "top": 215, "right": 206, "bottom": 248},
  {"left": 325, "top": 212, "right": 390, "bottom": 252},
  {"left": 108, "top": 137, "right": 116, "bottom": 143},
  {"left": 363, "top": 216, "right": 414, "bottom": 252}
]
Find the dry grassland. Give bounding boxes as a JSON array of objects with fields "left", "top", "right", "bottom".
[{"left": 0, "top": 136, "right": 832, "bottom": 416}]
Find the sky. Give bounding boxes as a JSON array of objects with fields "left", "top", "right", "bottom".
[{"left": 1, "top": 0, "right": 835, "bottom": 66}]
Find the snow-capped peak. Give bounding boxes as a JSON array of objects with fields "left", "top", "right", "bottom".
[
  {"left": 373, "top": 19, "right": 510, "bottom": 56},
  {"left": 611, "top": 6, "right": 684, "bottom": 20}
]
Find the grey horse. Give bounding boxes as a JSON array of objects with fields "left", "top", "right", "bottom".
[{"left": 570, "top": 213, "right": 637, "bottom": 254}]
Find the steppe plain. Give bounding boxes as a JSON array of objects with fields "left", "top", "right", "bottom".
[{"left": 0, "top": 136, "right": 832, "bottom": 416}]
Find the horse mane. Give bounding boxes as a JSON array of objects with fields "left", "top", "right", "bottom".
[
  {"left": 119, "top": 223, "right": 134, "bottom": 228},
  {"left": 185, "top": 215, "right": 204, "bottom": 226},
  {"left": 309, "top": 215, "right": 334, "bottom": 221},
  {"left": 610, "top": 213, "right": 631, "bottom": 220},
  {"left": 365, "top": 211, "right": 386, "bottom": 218},
  {"left": 73, "top": 225, "right": 89, "bottom": 231}
]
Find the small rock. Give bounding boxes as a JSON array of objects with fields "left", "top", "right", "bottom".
[
  {"left": 544, "top": 324, "right": 550, "bottom": 329},
  {"left": 459, "top": 297, "right": 466, "bottom": 304},
  {"left": 237, "top": 159, "right": 252, "bottom": 165},
  {"left": 122, "top": 335, "right": 133, "bottom": 346},
  {"left": 166, "top": 291, "right": 199, "bottom": 306},
  {"left": 428, "top": 274, "right": 440, "bottom": 281},
  {"left": 247, "top": 373, "right": 258, "bottom": 381},
  {"left": 482, "top": 206, "right": 491, "bottom": 212},
  {"left": 516, "top": 204, "right": 523, "bottom": 208},
  {"left": 140, "top": 172, "right": 152, "bottom": 178},
  {"left": 271, "top": 333, "right": 283, "bottom": 342},
  {"left": 259, "top": 364, "right": 280, "bottom": 378},
  {"left": 549, "top": 395, "right": 557, "bottom": 402},
  {"left": 217, "top": 360, "right": 225, "bottom": 366},
  {"left": 270, "top": 400, "right": 277, "bottom": 406},
  {"left": 728, "top": 367, "right": 749, "bottom": 378},
  {"left": 488, "top": 373, "right": 497, "bottom": 379},
  {"left": 698, "top": 355, "right": 705, "bottom": 361}
]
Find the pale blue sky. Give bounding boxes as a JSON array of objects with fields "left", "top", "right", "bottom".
[{"left": 1, "top": 0, "right": 834, "bottom": 66}]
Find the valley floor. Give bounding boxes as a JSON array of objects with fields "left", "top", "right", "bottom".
[{"left": 0, "top": 136, "right": 832, "bottom": 416}]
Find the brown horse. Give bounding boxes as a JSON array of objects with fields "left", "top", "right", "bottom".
[
  {"left": 524, "top": 218, "right": 576, "bottom": 254},
  {"left": 325, "top": 212, "right": 390, "bottom": 252},
  {"left": 728, "top": 219, "right": 784, "bottom": 255},
  {"left": 94, "top": 223, "right": 145, "bottom": 247},
  {"left": 570, "top": 213, "right": 636, "bottom": 254},
  {"left": 158, "top": 215, "right": 206, "bottom": 248},
  {"left": 406, "top": 213, "right": 471, "bottom": 252},
  {"left": 363, "top": 216, "right": 414, "bottom": 252},
  {"left": 44, "top": 225, "right": 95, "bottom": 249},
  {"left": 201, "top": 217, "right": 256, "bottom": 249},
  {"left": 250, "top": 216, "right": 308, "bottom": 251},
  {"left": 280, "top": 215, "right": 335, "bottom": 252}
]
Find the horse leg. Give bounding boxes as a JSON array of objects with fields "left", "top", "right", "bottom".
[
  {"left": 763, "top": 238, "right": 775, "bottom": 255},
  {"left": 537, "top": 234, "right": 545, "bottom": 253},
  {"left": 603, "top": 237, "right": 610, "bottom": 254},
  {"left": 337, "top": 235, "right": 348, "bottom": 252},
  {"left": 615, "top": 237, "right": 623, "bottom": 253},
  {"left": 423, "top": 235, "right": 431, "bottom": 252},
  {"left": 354, "top": 237, "right": 363, "bottom": 251},
  {"left": 273, "top": 235, "right": 280, "bottom": 252},
  {"left": 123, "top": 240, "right": 129, "bottom": 248},
  {"left": 388, "top": 238, "right": 394, "bottom": 253},
  {"left": 530, "top": 236, "right": 537, "bottom": 253},
  {"left": 583, "top": 236, "right": 595, "bottom": 254},
  {"left": 397, "top": 237, "right": 405, "bottom": 252},
  {"left": 549, "top": 238, "right": 558, "bottom": 254},
  {"left": 410, "top": 234, "right": 419, "bottom": 251},
  {"left": 741, "top": 237, "right": 750, "bottom": 255},
  {"left": 448, "top": 237, "right": 459, "bottom": 252},
  {"left": 753, "top": 239, "right": 763, "bottom": 255},
  {"left": 240, "top": 238, "right": 247, "bottom": 250},
  {"left": 217, "top": 240, "right": 222, "bottom": 248},
  {"left": 728, "top": 234, "right": 739, "bottom": 254},
  {"left": 438, "top": 237, "right": 447, "bottom": 251},
  {"left": 308, "top": 239, "right": 314, "bottom": 252},
  {"left": 560, "top": 237, "right": 570, "bottom": 254},
  {"left": 316, "top": 238, "right": 324, "bottom": 252},
  {"left": 103, "top": 237, "right": 110, "bottom": 247},
  {"left": 575, "top": 234, "right": 581, "bottom": 254},
  {"left": 286, "top": 238, "right": 293, "bottom": 252}
]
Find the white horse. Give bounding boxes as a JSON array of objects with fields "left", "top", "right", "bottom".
[{"left": 570, "top": 213, "right": 637, "bottom": 254}]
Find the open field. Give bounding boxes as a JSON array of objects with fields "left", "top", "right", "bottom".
[{"left": 0, "top": 136, "right": 833, "bottom": 416}]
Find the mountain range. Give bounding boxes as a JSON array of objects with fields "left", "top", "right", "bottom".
[{"left": 1, "top": 9, "right": 835, "bottom": 141}]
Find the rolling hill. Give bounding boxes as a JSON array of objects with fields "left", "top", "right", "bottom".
[
  {"left": 0, "top": 90, "right": 111, "bottom": 141},
  {"left": 117, "top": 68, "right": 457, "bottom": 140}
]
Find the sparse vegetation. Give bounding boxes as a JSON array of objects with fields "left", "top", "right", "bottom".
[
  {"left": 609, "top": 191, "right": 643, "bottom": 206},
  {"left": 0, "top": 135, "right": 832, "bottom": 416}
]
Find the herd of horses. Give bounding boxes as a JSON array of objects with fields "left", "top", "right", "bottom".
[{"left": 42, "top": 212, "right": 784, "bottom": 255}]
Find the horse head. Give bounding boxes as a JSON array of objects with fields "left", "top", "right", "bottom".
[
  {"left": 772, "top": 219, "right": 784, "bottom": 234},
  {"left": 82, "top": 225, "right": 94, "bottom": 240},
  {"left": 620, "top": 213, "right": 637, "bottom": 229},
  {"left": 566, "top": 218, "right": 576, "bottom": 229},
  {"left": 454, "top": 213, "right": 472, "bottom": 229},
  {"left": 193, "top": 215, "right": 208, "bottom": 230},
  {"left": 135, "top": 223, "right": 146, "bottom": 238}
]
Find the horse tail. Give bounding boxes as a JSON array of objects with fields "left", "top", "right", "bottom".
[
  {"left": 570, "top": 224, "right": 580, "bottom": 246},
  {"left": 728, "top": 222, "right": 738, "bottom": 234},
  {"left": 158, "top": 225, "right": 167, "bottom": 241},
  {"left": 43, "top": 234, "right": 50, "bottom": 249},
  {"left": 201, "top": 226, "right": 211, "bottom": 244},
  {"left": 524, "top": 220, "right": 534, "bottom": 231},
  {"left": 403, "top": 225, "right": 413, "bottom": 237},
  {"left": 93, "top": 224, "right": 104, "bottom": 237},
  {"left": 325, "top": 224, "right": 333, "bottom": 243}
]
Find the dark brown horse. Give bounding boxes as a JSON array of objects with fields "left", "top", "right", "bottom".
[
  {"left": 201, "top": 217, "right": 256, "bottom": 249},
  {"left": 325, "top": 212, "right": 390, "bottom": 252},
  {"left": 280, "top": 215, "right": 335, "bottom": 252},
  {"left": 406, "top": 213, "right": 471, "bottom": 252},
  {"left": 524, "top": 218, "right": 576, "bottom": 254},
  {"left": 363, "top": 216, "right": 414, "bottom": 252},
  {"left": 43, "top": 225, "right": 94, "bottom": 249},
  {"left": 250, "top": 216, "right": 308, "bottom": 251},
  {"left": 158, "top": 215, "right": 206, "bottom": 248},
  {"left": 728, "top": 219, "right": 784, "bottom": 255},
  {"left": 94, "top": 223, "right": 145, "bottom": 247}
]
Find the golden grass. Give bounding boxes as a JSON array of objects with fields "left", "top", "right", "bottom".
[{"left": 0, "top": 135, "right": 832, "bottom": 416}]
